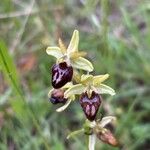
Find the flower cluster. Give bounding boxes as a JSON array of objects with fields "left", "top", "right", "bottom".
[{"left": 46, "top": 30, "right": 118, "bottom": 149}]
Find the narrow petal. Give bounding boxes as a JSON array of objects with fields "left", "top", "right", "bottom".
[
  {"left": 95, "top": 84, "right": 116, "bottom": 96},
  {"left": 46, "top": 47, "right": 63, "bottom": 59},
  {"left": 100, "top": 116, "right": 117, "bottom": 128},
  {"left": 58, "top": 38, "right": 67, "bottom": 54},
  {"left": 67, "top": 30, "right": 79, "bottom": 53},
  {"left": 93, "top": 74, "right": 109, "bottom": 86},
  {"left": 71, "top": 57, "right": 94, "bottom": 72},
  {"left": 89, "top": 134, "right": 96, "bottom": 150},
  {"left": 64, "top": 84, "right": 85, "bottom": 98},
  {"left": 56, "top": 99, "right": 72, "bottom": 112}
]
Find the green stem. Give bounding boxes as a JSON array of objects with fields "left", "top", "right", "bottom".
[{"left": 88, "top": 134, "right": 96, "bottom": 150}]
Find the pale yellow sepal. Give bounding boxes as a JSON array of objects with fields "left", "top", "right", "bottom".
[
  {"left": 93, "top": 74, "right": 109, "bottom": 86},
  {"left": 46, "top": 47, "right": 63, "bottom": 59},
  {"left": 67, "top": 30, "right": 79, "bottom": 53},
  {"left": 64, "top": 84, "right": 85, "bottom": 98},
  {"left": 94, "top": 84, "right": 116, "bottom": 96},
  {"left": 71, "top": 57, "right": 94, "bottom": 72}
]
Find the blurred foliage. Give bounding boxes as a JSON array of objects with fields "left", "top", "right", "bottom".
[{"left": 0, "top": 0, "right": 150, "bottom": 149}]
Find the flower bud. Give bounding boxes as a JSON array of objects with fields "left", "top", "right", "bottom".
[
  {"left": 49, "top": 89, "right": 67, "bottom": 104},
  {"left": 97, "top": 129, "right": 118, "bottom": 147},
  {"left": 79, "top": 91, "right": 101, "bottom": 121},
  {"left": 52, "top": 62, "right": 73, "bottom": 89}
]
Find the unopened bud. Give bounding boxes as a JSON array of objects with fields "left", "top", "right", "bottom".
[{"left": 97, "top": 129, "right": 118, "bottom": 147}]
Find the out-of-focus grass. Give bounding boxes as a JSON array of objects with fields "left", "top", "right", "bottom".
[{"left": 0, "top": 0, "right": 150, "bottom": 150}]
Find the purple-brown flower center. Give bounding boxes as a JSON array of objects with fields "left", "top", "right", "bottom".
[
  {"left": 51, "top": 62, "right": 73, "bottom": 89},
  {"left": 80, "top": 91, "right": 101, "bottom": 121}
]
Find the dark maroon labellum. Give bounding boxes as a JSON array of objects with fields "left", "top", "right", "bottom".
[
  {"left": 51, "top": 62, "right": 73, "bottom": 89},
  {"left": 79, "top": 91, "right": 101, "bottom": 121},
  {"left": 49, "top": 89, "right": 67, "bottom": 104}
]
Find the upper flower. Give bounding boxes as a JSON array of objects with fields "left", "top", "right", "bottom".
[{"left": 46, "top": 30, "right": 94, "bottom": 72}]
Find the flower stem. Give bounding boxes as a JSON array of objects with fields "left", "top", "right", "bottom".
[{"left": 88, "top": 134, "right": 96, "bottom": 150}]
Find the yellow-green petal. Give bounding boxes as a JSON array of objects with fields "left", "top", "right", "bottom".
[
  {"left": 64, "top": 84, "right": 85, "bottom": 98},
  {"left": 95, "top": 83, "right": 116, "bottom": 96},
  {"left": 93, "top": 74, "right": 109, "bottom": 86},
  {"left": 71, "top": 57, "right": 94, "bottom": 72},
  {"left": 46, "top": 46, "right": 63, "bottom": 59}
]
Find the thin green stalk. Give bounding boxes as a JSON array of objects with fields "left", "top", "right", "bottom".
[
  {"left": 0, "top": 45, "right": 50, "bottom": 150},
  {"left": 67, "top": 129, "right": 84, "bottom": 139}
]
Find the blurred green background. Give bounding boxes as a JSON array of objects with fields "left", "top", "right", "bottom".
[{"left": 0, "top": 0, "right": 150, "bottom": 150}]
